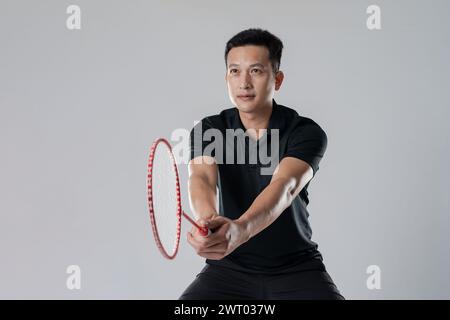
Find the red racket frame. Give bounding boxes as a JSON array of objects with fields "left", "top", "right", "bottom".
[{"left": 147, "top": 137, "right": 208, "bottom": 259}]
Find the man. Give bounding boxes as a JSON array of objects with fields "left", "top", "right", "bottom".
[{"left": 179, "top": 28, "right": 344, "bottom": 300}]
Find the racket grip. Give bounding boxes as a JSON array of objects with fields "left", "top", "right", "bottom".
[{"left": 199, "top": 227, "right": 211, "bottom": 237}]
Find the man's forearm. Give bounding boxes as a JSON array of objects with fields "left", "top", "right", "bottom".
[
  {"left": 237, "top": 177, "right": 295, "bottom": 240},
  {"left": 188, "top": 175, "right": 219, "bottom": 220}
]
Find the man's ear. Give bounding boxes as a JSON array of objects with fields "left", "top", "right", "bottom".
[{"left": 275, "top": 71, "right": 284, "bottom": 90}]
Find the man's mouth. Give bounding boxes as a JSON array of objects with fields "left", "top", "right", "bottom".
[{"left": 238, "top": 94, "right": 256, "bottom": 101}]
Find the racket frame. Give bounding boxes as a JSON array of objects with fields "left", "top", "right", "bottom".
[{"left": 147, "top": 138, "right": 208, "bottom": 260}]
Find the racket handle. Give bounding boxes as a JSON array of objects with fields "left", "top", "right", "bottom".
[
  {"left": 182, "top": 211, "right": 211, "bottom": 237},
  {"left": 198, "top": 227, "right": 211, "bottom": 237}
]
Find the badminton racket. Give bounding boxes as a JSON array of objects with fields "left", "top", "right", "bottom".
[{"left": 147, "top": 137, "right": 210, "bottom": 260}]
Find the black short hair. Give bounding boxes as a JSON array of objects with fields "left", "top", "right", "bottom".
[{"left": 224, "top": 28, "right": 284, "bottom": 74}]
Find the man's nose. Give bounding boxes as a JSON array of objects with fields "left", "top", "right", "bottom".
[{"left": 239, "top": 72, "right": 252, "bottom": 89}]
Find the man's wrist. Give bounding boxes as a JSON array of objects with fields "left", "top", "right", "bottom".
[{"left": 236, "top": 216, "right": 252, "bottom": 242}]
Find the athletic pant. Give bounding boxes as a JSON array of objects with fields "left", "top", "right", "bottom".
[{"left": 179, "top": 259, "right": 345, "bottom": 300}]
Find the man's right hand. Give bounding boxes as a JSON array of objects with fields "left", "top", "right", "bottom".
[{"left": 187, "top": 213, "right": 219, "bottom": 251}]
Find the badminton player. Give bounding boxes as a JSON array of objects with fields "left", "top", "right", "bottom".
[{"left": 179, "top": 28, "right": 344, "bottom": 300}]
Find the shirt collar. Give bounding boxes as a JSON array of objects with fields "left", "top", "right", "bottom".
[{"left": 232, "top": 98, "right": 282, "bottom": 136}]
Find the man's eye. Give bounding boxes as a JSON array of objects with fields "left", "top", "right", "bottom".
[
  {"left": 251, "top": 69, "right": 261, "bottom": 73},
  {"left": 230, "top": 69, "right": 238, "bottom": 74}
]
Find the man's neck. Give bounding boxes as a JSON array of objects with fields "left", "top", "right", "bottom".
[{"left": 238, "top": 101, "right": 273, "bottom": 140}]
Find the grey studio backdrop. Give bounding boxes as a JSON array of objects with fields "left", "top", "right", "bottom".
[{"left": 0, "top": 0, "right": 449, "bottom": 299}]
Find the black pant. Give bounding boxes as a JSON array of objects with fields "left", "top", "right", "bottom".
[{"left": 179, "top": 259, "right": 345, "bottom": 300}]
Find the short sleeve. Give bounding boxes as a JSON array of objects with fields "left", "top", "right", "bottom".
[
  {"left": 189, "top": 117, "right": 214, "bottom": 161},
  {"left": 282, "top": 122, "right": 328, "bottom": 177}
]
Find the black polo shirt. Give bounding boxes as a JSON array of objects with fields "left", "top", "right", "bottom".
[{"left": 189, "top": 99, "right": 328, "bottom": 274}]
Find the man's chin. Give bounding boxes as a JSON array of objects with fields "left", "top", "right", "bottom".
[
  {"left": 235, "top": 99, "right": 259, "bottom": 113},
  {"left": 236, "top": 105, "right": 256, "bottom": 114}
]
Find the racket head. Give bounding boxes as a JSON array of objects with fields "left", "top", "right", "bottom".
[{"left": 147, "top": 138, "right": 182, "bottom": 259}]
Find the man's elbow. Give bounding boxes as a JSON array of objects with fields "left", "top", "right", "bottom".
[
  {"left": 282, "top": 170, "right": 314, "bottom": 200},
  {"left": 272, "top": 176, "right": 297, "bottom": 208}
]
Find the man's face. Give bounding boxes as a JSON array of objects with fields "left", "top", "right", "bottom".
[{"left": 225, "top": 45, "right": 283, "bottom": 113}]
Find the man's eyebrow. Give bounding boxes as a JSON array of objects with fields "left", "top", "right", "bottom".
[{"left": 228, "top": 63, "right": 266, "bottom": 68}]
